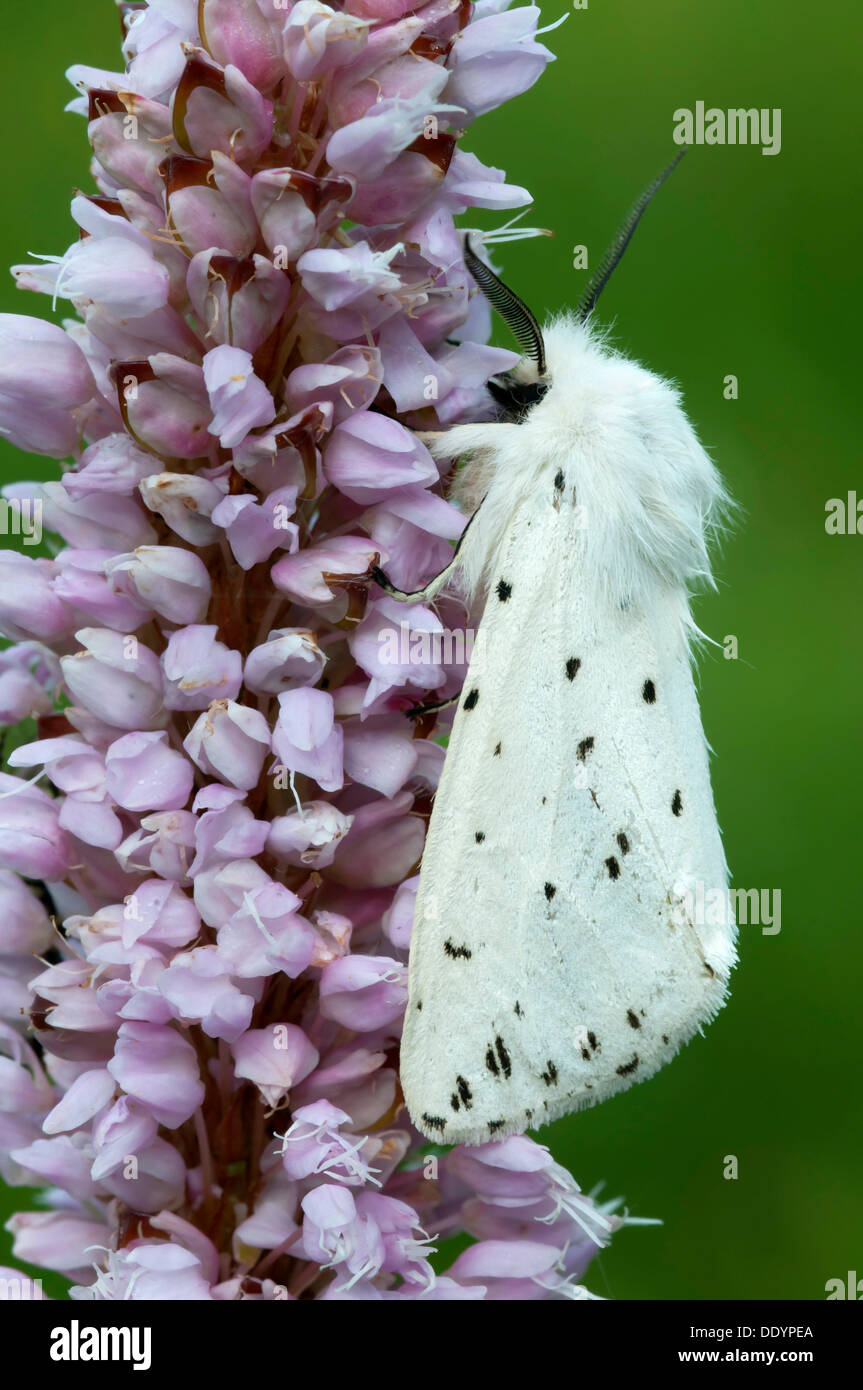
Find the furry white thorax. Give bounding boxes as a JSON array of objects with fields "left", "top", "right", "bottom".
[{"left": 429, "top": 315, "right": 728, "bottom": 614}]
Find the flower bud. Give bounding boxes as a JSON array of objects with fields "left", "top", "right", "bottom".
[
  {"left": 0, "top": 314, "right": 94, "bottom": 456},
  {"left": 60, "top": 627, "right": 164, "bottom": 730},
  {"left": 0, "top": 870, "right": 54, "bottom": 954},
  {"left": 324, "top": 412, "right": 438, "bottom": 503},
  {"left": 203, "top": 345, "right": 275, "bottom": 449},
  {"left": 243, "top": 628, "right": 325, "bottom": 695},
  {"left": 272, "top": 689, "right": 343, "bottom": 794},
  {"left": 267, "top": 801, "right": 353, "bottom": 869},
  {"left": 0, "top": 553, "right": 74, "bottom": 643},
  {"left": 184, "top": 699, "right": 271, "bottom": 790},
  {"left": 231, "top": 1024, "right": 318, "bottom": 1108},
  {"left": 139, "top": 472, "right": 224, "bottom": 545},
  {"left": 106, "top": 546, "right": 212, "bottom": 625},
  {"left": 104, "top": 731, "right": 194, "bottom": 812},
  {"left": 0, "top": 774, "right": 73, "bottom": 880},
  {"left": 0, "top": 644, "right": 59, "bottom": 726},
  {"left": 161, "top": 626, "right": 243, "bottom": 711}
]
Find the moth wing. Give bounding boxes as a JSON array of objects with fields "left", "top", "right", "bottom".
[{"left": 400, "top": 480, "right": 735, "bottom": 1145}]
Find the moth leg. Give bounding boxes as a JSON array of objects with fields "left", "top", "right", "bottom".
[
  {"left": 406, "top": 694, "right": 459, "bottom": 722},
  {"left": 371, "top": 495, "right": 484, "bottom": 603},
  {"left": 370, "top": 556, "right": 458, "bottom": 604}
]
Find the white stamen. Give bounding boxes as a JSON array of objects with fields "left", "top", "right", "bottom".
[{"left": 0, "top": 767, "right": 47, "bottom": 797}]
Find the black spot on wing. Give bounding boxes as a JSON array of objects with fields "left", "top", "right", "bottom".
[
  {"left": 495, "top": 1035, "right": 512, "bottom": 1078},
  {"left": 662, "top": 1033, "right": 670, "bottom": 1044},
  {"left": 493, "top": 741, "right": 501, "bottom": 756},
  {"left": 616, "top": 832, "right": 630, "bottom": 854},
  {"left": 605, "top": 856, "right": 621, "bottom": 880},
  {"left": 496, "top": 579, "right": 512, "bottom": 602},
  {"left": 416, "top": 1000, "right": 422, "bottom": 1011},
  {"left": 422, "top": 1114, "right": 447, "bottom": 1133},
  {"left": 514, "top": 1001, "right": 523, "bottom": 1017},
  {"left": 565, "top": 657, "right": 581, "bottom": 681},
  {"left": 671, "top": 789, "right": 683, "bottom": 816},
  {"left": 642, "top": 679, "right": 656, "bottom": 703},
  {"left": 554, "top": 469, "right": 565, "bottom": 492},
  {"left": 488, "top": 1119, "right": 505, "bottom": 1134},
  {"left": 444, "top": 939, "right": 471, "bottom": 960},
  {"left": 475, "top": 831, "right": 485, "bottom": 843},
  {"left": 463, "top": 687, "right": 479, "bottom": 710},
  {"left": 616, "top": 1054, "right": 640, "bottom": 1077},
  {"left": 451, "top": 1075, "right": 472, "bottom": 1111},
  {"left": 540, "top": 1061, "right": 558, "bottom": 1086},
  {"left": 485, "top": 1046, "right": 499, "bottom": 1076},
  {"left": 587, "top": 1031, "right": 599, "bottom": 1052},
  {"left": 577, "top": 736, "right": 594, "bottom": 762},
  {"left": 544, "top": 882, "right": 557, "bottom": 901},
  {"left": 626, "top": 1009, "right": 641, "bottom": 1029}
]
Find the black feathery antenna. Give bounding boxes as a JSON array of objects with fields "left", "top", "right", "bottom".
[
  {"left": 464, "top": 235, "right": 547, "bottom": 376},
  {"left": 575, "top": 149, "right": 687, "bottom": 323}
]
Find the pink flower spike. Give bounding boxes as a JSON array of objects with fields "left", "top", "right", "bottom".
[{"left": 0, "top": 0, "right": 622, "bottom": 1303}]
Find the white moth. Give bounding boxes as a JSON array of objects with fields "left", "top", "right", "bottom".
[{"left": 376, "top": 155, "right": 737, "bottom": 1146}]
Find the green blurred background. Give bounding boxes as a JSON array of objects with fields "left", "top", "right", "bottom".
[{"left": 0, "top": 0, "right": 859, "bottom": 1300}]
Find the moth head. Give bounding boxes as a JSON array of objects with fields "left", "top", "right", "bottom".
[
  {"left": 486, "top": 370, "right": 549, "bottom": 422},
  {"left": 463, "top": 235, "right": 550, "bottom": 422}
]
